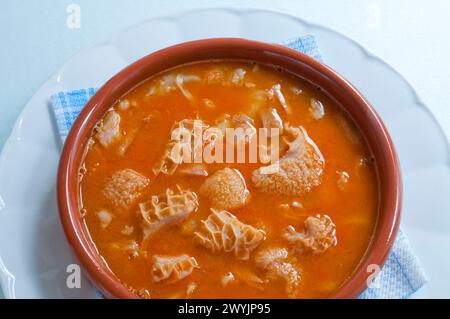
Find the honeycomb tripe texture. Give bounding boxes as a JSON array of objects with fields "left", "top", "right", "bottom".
[
  {"left": 194, "top": 209, "right": 266, "bottom": 260},
  {"left": 153, "top": 119, "right": 210, "bottom": 175},
  {"left": 138, "top": 186, "right": 199, "bottom": 240},
  {"left": 151, "top": 255, "right": 199, "bottom": 283}
]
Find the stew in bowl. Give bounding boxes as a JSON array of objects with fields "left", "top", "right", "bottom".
[{"left": 58, "top": 39, "right": 401, "bottom": 299}]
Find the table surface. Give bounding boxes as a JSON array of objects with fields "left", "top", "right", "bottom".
[{"left": 0, "top": 0, "right": 449, "bottom": 299}]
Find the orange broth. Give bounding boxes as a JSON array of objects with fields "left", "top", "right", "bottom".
[{"left": 80, "top": 61, "right": 378, "bottom": 298}]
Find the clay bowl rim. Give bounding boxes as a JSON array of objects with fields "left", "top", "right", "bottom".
[{"left": 57, "top": 38, "right": 402, "bottom": 299}]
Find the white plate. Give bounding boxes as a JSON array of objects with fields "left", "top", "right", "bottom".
[{"left": 0, "top": 8, "right": 449, "bottom": 299}]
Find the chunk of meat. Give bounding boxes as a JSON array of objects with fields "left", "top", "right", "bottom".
[
  {"left": 260, "top": 108, "right": 283, "bottom": 135},
  {"left": 194, "top": 209, "right": 266, "bottom": 260},
  {"left": 102, "top": 169, "right": 150, "bottom": 209},
  {"left": 118, "top": 99, "right": 130, "bottom": 110},
  {"left": 151, "top": 255, "right": 198, "bottom": 283},
  {"left": 258, "top": 108, "right": 283, "bottom": 164},
  {"left": 138, "top": 186, "right": 199, "bottom": 240},
  {"left": 153, "top": 119, "right": 209, "bottom": 175},
  {"left": 336, "top": 170, "right": 350, "bottom": 190},
  {"left": 153, "top": 141, "right": 180, "bottom": 175},
  {"left": 199, "top": 168, "right": 250, "bottom": 210},
  {"left": 336, "top": 113, "right": 363, "bottom": 145},
  {"left": 150, "top": 73, "right": 200, "bottom": 99},
  {"left": 214, "top": 114, "right": 257, "bottom": 144},
  {"left": 159, "top": 74, "right": 177, "bottom": 93},
  {"left": 284, "top": 215, "right": 337, "bottom": 254},
  {"left": 230, "top": 114, "right": 257, "bottom": 142},
  {"left": 96, "top": 210, "right": 113, "bottom": 229},
  {"left": 178, "top": 164, "right": 209, "bottom": 177},
  {"left": 255, "top": 247, "right": 288, "bottom": 269},
  {"left": 290, "top": 86, "right": 303, "bottom": 95},
  {"left": 109, "top": 240, "right": 140, "bottom": 259},
  {"left": 204, "top": 67, "right": 247, "bottom": 87},
  {"left": 221, "top": 272, "right": 235, "bottom": 286},
  {"left": 232, "top": 266, "right": 265, "bottom": 290},
  {"left": 254, "top": 247, "right": 301, "bottom": 298},
  {"left": 252, "top": 125, "right": 324, "bottom": 196},
  {"left": 204, "top": 67, "right": 227, "bottom": 85},
  {"left": 267, "top": 84, "right": 288, "bottom": 112},
  {"left": 95, "top": 110, "right": 121, "bottom": 147},
  {"left": 175, "top": 74, "right": 201, "bottom": 101},
  {"left": 146, "top": 86, "right": 157, "bottom": 97},
  {"left": 117, "top": 127, "right": 139, "bottom": 156},
  {"left": 186, "top": 282, "right": 198, "bottom": 295},
  {"left": 231, "top": 68, "right": 246, "bottom": 86},
  {"left": 309, "top": 98, "right": 325, "bottom": 120}
]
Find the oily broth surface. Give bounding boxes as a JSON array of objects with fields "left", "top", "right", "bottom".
[{"left": 81, "top": 61, "right": 378, "bottom": 298}]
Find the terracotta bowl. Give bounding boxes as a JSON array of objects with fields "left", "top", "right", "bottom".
[{"left": 57, "top": 38, "right": 402, "bottom": 299}]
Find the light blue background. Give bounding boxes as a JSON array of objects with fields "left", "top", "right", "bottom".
[{"left": 0, "top": 0, "right": 449, "bottom": 298}]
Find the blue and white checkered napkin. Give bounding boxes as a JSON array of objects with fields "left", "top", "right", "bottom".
[{"left": 50, "top": 35, "right": 427, "bottom": 298}]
